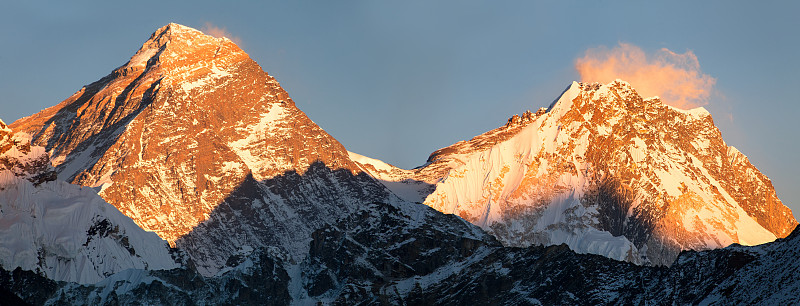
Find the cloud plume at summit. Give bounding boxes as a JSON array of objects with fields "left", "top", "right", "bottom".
[
  {"left": 201, "top": 22, "right": 242, "bottom": 45},
  {"left": 575, "top": 43, "right": 716, "bottom": 109}
]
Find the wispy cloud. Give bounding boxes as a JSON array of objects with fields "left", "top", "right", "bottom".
[
  {"left": 201, "top": 22, "right": 242, "bottom": 46},
  {"left": 575, "top": 43, "right": 716, "bottom": 109}
]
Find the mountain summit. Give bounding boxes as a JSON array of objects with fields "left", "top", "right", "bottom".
[
  {"left": 355, "top": 80, "right": 797, "bottom": 265},
  {"left": 11, "top": 23, "right": 394, "bottom": 275}
]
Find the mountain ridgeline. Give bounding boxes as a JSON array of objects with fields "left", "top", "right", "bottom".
[{"left": 1, "top": 23, "right": 797, "bottom": 304}]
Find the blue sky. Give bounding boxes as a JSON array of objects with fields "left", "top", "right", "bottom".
[{"left": 1, "top": 1, "right": 798, "bottom": 218}]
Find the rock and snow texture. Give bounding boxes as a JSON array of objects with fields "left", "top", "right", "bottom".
[
  {"left": 0, "top": 120, "right": 179, "bottom": 284},
  {"left": 356, "top": 81, "right": 796, "bottom": 265},
  {"left": 5, "top": 201, "right": 800, "bottom": 305},
  {"left": 1, "top": 22, "right": 799, "bottom": 303},
  {"left": 7, "top": 21, "right": 795, "bottom": 284},
  {"left": 11, "top": 23, "right": 395, "bottom": 276}
]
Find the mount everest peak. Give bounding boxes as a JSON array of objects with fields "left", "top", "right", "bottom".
[{"left": 11, "top": 23, "right": 394, "bottom": 276}]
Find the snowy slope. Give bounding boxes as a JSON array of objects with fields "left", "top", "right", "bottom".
[
  {"left": 356, "top": 81, "right": 796, "bottom": 265},
  {"left": 0, "top": 120, "right": 179, "bottom": 284},
  {"left": 348, "top": 151, "right": 433, "bottom": 203}
]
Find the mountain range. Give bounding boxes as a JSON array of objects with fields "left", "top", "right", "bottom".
[{"left": 1, "top": 23, "right": 797, "bottom": 304}]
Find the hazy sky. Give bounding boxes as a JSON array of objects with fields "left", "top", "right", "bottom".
[{"left": 1, "top": 1, "right": 798, "bottom": 218}]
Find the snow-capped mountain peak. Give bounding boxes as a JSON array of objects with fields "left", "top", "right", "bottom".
[
  {"left": 11, "top": 23, "right": 394, "bottom": 276},
  {"left": 123, "top": 22, "right": 237, "bottom": 69},
  {"left": 355, "top": 80, "right": 796, "bottom": 265}
]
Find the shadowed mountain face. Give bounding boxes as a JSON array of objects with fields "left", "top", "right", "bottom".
[
  {"left": 10, "top": 24, "right": 394, "bottom": 276},
  {"left": 174, "top": 161, "right": 392, "bottom": 275}
]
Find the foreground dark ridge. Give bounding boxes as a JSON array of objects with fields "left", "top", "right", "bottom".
[{"left": 2, "top": 201, "right": 798, "bottom": 305}]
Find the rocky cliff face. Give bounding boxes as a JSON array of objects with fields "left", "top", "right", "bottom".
[
  {"left": 356, "top": 81, "right": 797, "bottom": 266},
  {"left": 0, "top": 120, "right": 55, "bottom": 186},
  {"left": 11, "top": 23, "right": 394, "bottom": 276},
  {"left": 0, "top": 120, "right": 180, "bottom": 283}
]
